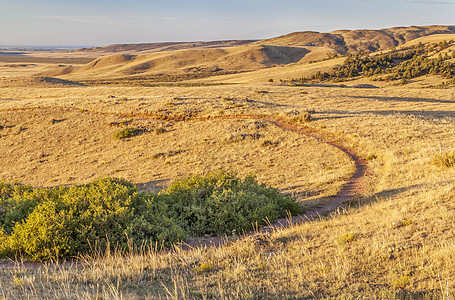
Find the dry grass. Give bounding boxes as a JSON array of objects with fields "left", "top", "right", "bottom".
[
  {"left": 0, "top": 96, "right": 351, "bottom": 201},
  {"left": 2, "top": 182, "right": 455, "bottom": 298},
  {"left": 1, "top": 40, "right": 455, "bottom": 297}
]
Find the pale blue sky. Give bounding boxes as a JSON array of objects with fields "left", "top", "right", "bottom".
[{"left": 1, "top": 0, "right": 454, "bottom": 46}]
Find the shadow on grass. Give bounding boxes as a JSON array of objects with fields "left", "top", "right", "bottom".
[
  {"left": 312, "top": 108, "right": 455, "bottom": 121},
  {"left": 349, "top": 95, "right": 455, "bottom": 105},
  {"left": 345, "top": 179, "right": 455, "bottom": 210}
]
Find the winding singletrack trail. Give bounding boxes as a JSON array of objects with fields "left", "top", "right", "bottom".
[
  {"left": 0, "top": 106, "right": 368, "bottom": 253},
  {"left": 256, "top": 117, "right": 367, "bottom": 232},
  {"left": 182, "top": 115, "right": 368, "bottom": 248}
]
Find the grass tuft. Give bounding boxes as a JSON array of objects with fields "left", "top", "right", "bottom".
[
  {"left": 393, "top": 276, "right": 411, "bottom": 289},
  {"left": 193, "top": 262, "right": 214, "bottom": 273},
  {"left": 261, "top": 140, "right": 279, "bottom": 147},
  {"left": 366, "top": 153, "right": 378, "bottom": 160},
  {"left": 154, "top": 127, "right": 166, "bottom": 135},
  {"left": 432, "top": 151, "right": 455, "bottom": 168},
  {"left": 289, "top": 112, "right": 312, "bottom": 124}
]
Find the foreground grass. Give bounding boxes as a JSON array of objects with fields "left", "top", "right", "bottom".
[
  {"left": 2, "top": 180, "right": 454, "bottom": 298},
  {"left": 1, "top": 81, "right": 455, "bottom": 298}
]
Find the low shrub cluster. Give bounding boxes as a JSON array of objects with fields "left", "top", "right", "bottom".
[
  {"left": 289, "top": 112, "right": 312, "bottom": 124},
  {"left": 0, "top": 178, "right": 181, "bottom": 261},
  {"left": 113, "top": 127, "right": 141, "bottom": 139},
  {"left": 0, "top": 171, "right": 301, "bottom": 260},
  {"left": 162, "top": 171, "right": 301, "bottom": 236}
]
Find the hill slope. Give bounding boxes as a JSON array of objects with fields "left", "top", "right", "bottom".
[
  {"left": 74, "top": 25, "right": 455, "bottom": 56},
  {"left": 41, "top": 45, "right": 311, "bottom": 79},
  {"left": 38, "top": 25, "right": 455, "bottom": 84},
  {"left": 73, "top": 40, "right": 256, "bottom": 56},
  {"left": 259, "top": 25, "right": 455, "bottom": 53}
]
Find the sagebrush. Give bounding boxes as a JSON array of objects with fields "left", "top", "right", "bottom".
[{"left": 0, "top": 171, "right": 301, "bottom": 260}]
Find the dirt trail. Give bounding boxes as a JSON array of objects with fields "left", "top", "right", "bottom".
[
  {"left": 0, "top": 106, "right": 368, "bottom": 255},
  {"left": 183, "top": 115, "right": 367, "bottom": 248},
  {"left": 257, "top": 117, "right": 367, "bottom": 231}
]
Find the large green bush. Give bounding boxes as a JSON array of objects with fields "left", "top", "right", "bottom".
[
  {"left": 0, "top": 172, "right": 301, "bottom": 260},
  {"left": 0, "top": 179, "right": 184, "bottom": 260},
  {"left": 162, "top": 170, "right": 302, "bottom": 236}
]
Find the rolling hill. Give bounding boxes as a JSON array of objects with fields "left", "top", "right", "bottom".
[
  {"left": 73, "top": 39, "right": 257, "bottom": 55},
  {"left": 260, "top": 25, "right": 455, "bottom": 52},
  {"left": 37, "top": 25, "right": 455, "bottom": 84},
  {"left": 40, "top": 45, "right": 311, "bottom": 79},
  {"left": 75, "top": 25, "right": 455, "bottom": 56}
]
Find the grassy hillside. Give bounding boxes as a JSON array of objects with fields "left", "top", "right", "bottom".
[
  {"left": 73, "top": 25, "right": 455, "bottom": 56},
  {"left": 40, "top": 45, "right": 312, "bottom": 81},
  {"left": 32, "top": 30, "right": 455, "bottom": 87},
  {"left": 73, "top": 39, "right": 256, "bottom": 55}
]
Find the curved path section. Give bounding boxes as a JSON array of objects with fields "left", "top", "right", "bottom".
[{"left": 257, "top": 117, "right": 367, "bottom": 233}]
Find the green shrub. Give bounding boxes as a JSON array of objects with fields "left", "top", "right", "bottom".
[
  {"left": 337, "top": 232, "right": 357, "bottom": 245},
  {"left": 0, "top": 182, "right": 53, "bottom": 234},
  {"left": 6, "top": 200, "right": 71, "bottom": 260},
  {"left": 162, "top": 170, "right": 302, "bottom": 236},
  {"left": 0, "top": 172, "right": 301, "bottom": 260},
  {"left": 0, "top": 178, "right": 184, "bottom": 260},
  {"left": 113, "top": 127, "right": 140, "bottom": 139}
]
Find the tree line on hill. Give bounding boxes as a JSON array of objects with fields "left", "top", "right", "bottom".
[{"left": 295, "top": 40, "right": 455, "bottom": 84}]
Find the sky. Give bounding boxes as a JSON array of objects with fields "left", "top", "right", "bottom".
[{"left": 1, "top": 0, "right": 454, "bottom": 47}]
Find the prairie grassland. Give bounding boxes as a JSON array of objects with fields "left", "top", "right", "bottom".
[
  {"left": 1, "top": 78, "right": 455, "bottom": 298},
  {"left": 0, "top": 99, "right": 351, "bottom": 202}
]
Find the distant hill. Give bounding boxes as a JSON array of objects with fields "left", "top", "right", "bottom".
[
  {"left": 40, "top": 25, "right": 455, "bottom": 83},
  {"left": 260, "top": 25, "right": 455, "bottom": 53},
  {"left": 74, "top": 25, "right": 455, "bottom": 56},
  {"left": 41, "top": 45, "right": 311, "bottom": 79},
  {"left": 73, "top": 40, "right": 257, "bottom": 55}
]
